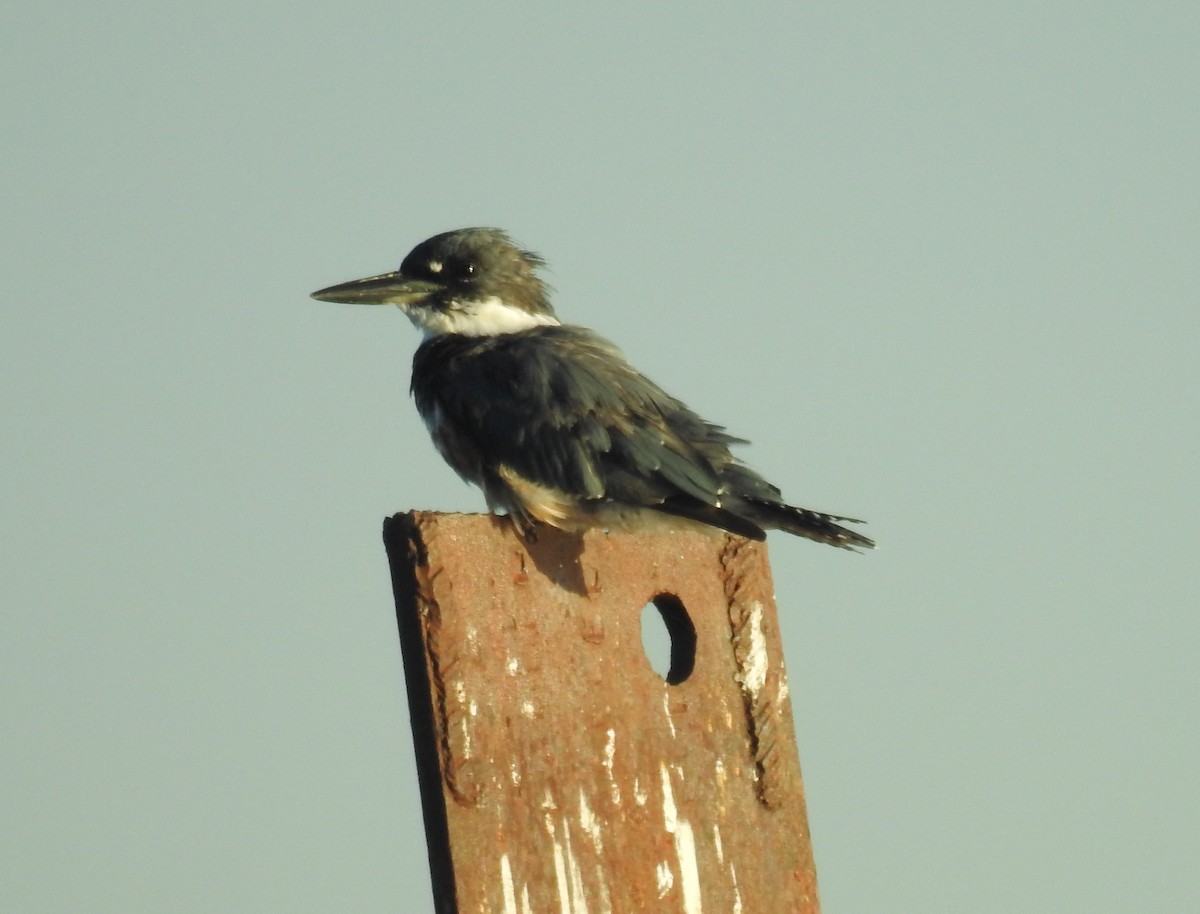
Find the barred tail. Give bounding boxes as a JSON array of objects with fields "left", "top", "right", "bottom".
[{"left": 746, "top": 500, "right": 875, "bottom": 551}]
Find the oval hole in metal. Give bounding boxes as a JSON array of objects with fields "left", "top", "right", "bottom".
[{"left": 640, "top": 593, "right": 696, "bottom": 685}]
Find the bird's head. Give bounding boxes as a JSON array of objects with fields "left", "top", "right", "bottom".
[{"left": 311, "top": 227, "right": 558, "bottom": 337}]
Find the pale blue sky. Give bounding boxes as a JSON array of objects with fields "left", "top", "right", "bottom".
[{"left": 3, "top": 2, "right": 1197, "bottom": 911}]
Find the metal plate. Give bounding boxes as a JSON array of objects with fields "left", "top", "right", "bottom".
[{"left": 384, "top": 512, "right": 820, "bottom": 914}]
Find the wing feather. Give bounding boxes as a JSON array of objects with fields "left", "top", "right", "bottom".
[{"left": 412, "top": 326, "right": 734, "bottom": 512}]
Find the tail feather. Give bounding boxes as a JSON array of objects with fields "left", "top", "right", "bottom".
[
  {"left": 745, "top": 499, "right": 875, "bottom": 551},
  {"left": 654, "top": 499, "right": 768, "bottom": 541}
]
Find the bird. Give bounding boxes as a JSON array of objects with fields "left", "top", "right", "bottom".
[{"left": 311, "top": 228, "right": 873, "bottom": 550}]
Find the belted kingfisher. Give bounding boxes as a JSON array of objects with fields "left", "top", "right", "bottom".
[{"left": 312, "top": 228, "right": 873, "bottom": 550}]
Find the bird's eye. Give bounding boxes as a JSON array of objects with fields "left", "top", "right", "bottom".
[{"left": 462, "top": 262, "right": 476, "bottom": 277}]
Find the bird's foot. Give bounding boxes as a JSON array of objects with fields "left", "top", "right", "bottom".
[{"left": 512, "top": 515, "right": 540, "bottom": 544}]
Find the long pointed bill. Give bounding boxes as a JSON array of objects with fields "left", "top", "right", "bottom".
[{"left": 310, "top": 271, "right": 443, "bottom": 306}]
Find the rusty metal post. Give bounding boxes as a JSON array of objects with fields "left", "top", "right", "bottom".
[{"left": 383, "top": 511, "right": 820, "bottom": 914}]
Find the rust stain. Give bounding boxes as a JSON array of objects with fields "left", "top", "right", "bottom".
[{"left": 385, "top": 511, "right": 820, "bottom": 914}]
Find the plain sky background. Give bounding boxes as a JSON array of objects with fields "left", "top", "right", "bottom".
[{"left": 3, "top": 1, "right": 1197, "bottom": 911}]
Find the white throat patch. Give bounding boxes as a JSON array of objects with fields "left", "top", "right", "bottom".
[{"left": 402, "top": 295, "right": 560, "bottom": 338}]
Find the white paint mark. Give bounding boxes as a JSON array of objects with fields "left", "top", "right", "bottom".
[
  {"left": 593, "top": 865, "right": 614, "bottom": 914},
  {"left": 778, "top": 672, "right": 791, "bottom": 702},
  {"left": 673, "top": 822, "right": 702, "bottom": 913},
  {"left": 655, "top": 861, "right": 674, "bottom": 897},
  {"left": 510, "top": 763, "right": 521, "bottom": 787},
  {"left": 730, "top": 861, "right": 743, "bottom": 914},
  {"left": 452, "top": 680, "right": 472, "bottom": 758},
  {"left": 713, "top": 824, "right": 724, "bottom": 863},
  {"left": 660, "top": 764, "right": 703, "bottom": 914},
  {"left": 521, "top": 700, "right": 537, "bottom": 719},
  {"left": 520, "top": 884, "right": 532, "bottom": 914},
  {"left": 579, "top": 790, "right": 604, "bottom": 854},
  {"left": 544, "top": 815, "right": 593, "bottom": 914},
  {"left": 738, "top": 601, "right": 769, "bottom": 700},
  {"left": 660, "top": 764, "right": 678, "bottom": 829},
  {"left": 714, "top": 758, "right": 727, "bottom": 792},
  {"left": 602, "top": 729, "right": 620, "bottom": 805},
  {"left": 564, "top": 820, "right": 590, "bottom": 914},
  {"left": 500, "top": 854, "right": 518, "bottom": 914},
  {"left": 468, "top": 699, "right": 478, "bottom": 717},
  {"left": 506, "top": 655, "right": 521, "bottom": 675},
  {"left": 551, "top": 835, "right": 571, "bottom": 914},
  {"left": 633, "top": 778, "right": 648, "bottom": 806},
  {"left": 662, "top": 692, "right": 677, "bottom": 737}
]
